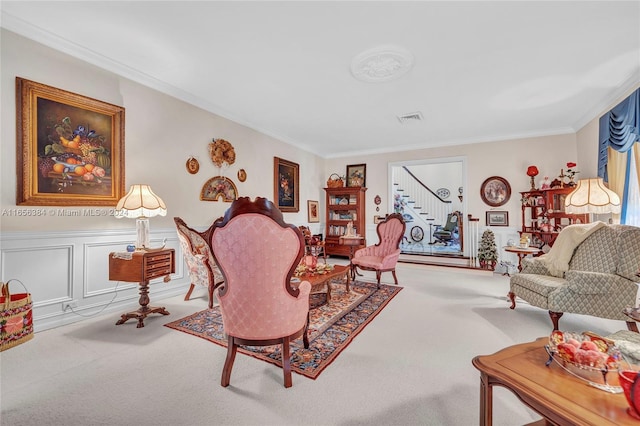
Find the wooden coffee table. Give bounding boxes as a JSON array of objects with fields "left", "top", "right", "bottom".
[
  {"left": 295, "top": 264, "right": 350, "bottom": 303},
  {"left": 472, "top": 338, "right": 635, "bottom": 425}
]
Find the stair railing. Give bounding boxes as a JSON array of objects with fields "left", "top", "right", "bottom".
[{"left": 394, "top": 166, "right": 466, "bottom": 252}]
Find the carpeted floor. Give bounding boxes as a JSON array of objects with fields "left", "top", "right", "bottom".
[{"left": 164, "top": 280, "right": 402, "bottom": 379}]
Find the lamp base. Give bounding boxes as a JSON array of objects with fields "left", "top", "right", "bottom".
[
  {"left": 529, "top": 176, "right": 537, "bottom": 191},
  {"left": 136, "top": 217, "right": 150, "bottom": 250}
]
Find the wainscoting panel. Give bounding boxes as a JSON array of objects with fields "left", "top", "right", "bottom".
[
  {"left": 0, "top": 228, "right": 190, "bottom": 332},
  {"left": 1, "top": 244, "right": 73, "bottom": 306}
]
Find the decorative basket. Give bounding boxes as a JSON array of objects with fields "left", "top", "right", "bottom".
[
  {"left": 1, "top": 279, "right": 33, "bottom": 352},
  {"left": 326, "top": 173, "right": 344, "bottom": 188}
]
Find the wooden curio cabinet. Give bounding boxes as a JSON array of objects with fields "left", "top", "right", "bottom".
[
  {"left": 520, "top": 187, "right": 589, "bottom": 247},
  {"left": 324, "top": 187, "right": 367, "bottom": 257}
]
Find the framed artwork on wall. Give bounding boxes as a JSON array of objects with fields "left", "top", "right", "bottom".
[
  {"left": 486, "top": 210, "right": 509, "bottom": 226},
  {"left": 480, "top": 176, "right": 511, "bottom": 207},
  {"left": 16, "top": 77, "right": 125, "bottom": 206},
  {"left": 307, "top": 200, "right": 319, "bottom": 223},
  {"left": 274, "top": 157, "right": 299, "bottom": 212},
  {"left": 346, "top": 163, "right": 366, "bottom": 187}
]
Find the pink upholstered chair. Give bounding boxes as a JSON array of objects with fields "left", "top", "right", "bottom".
[
  {"left": 210, "top": 197, "right": 311, "bottom": 388},
  {"left": 350, "top": 213, "right": 406, "bottom": 287},
  {"left": 174, "top": 217, "right": 224, "bottom": 309}
]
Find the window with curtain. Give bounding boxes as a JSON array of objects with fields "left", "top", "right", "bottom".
[
  {"left": 598, "top": 88, "right": 640, "bottom": 225},
  {"left": 626, "top": 147, "right": 640, "bottom": 226}
]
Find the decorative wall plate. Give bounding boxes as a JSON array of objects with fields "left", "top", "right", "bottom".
[
  {"left": 237, "top": 168, "right": 247, "bottom": 182},
  {"left": 436, "top": 188, "right": 450, "bottom": 199},
  {"left": 480, "top": 176, "right": 511, "bottom": 207},
  {"left": 186, "top": 157, "right": 199, "bottom": 174},
  {"left": 200, "top": 176, "right": 237, "bottom": 202}
]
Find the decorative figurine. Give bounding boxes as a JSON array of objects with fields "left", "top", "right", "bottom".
[{"left": 540, "top": 176, "right": 551, "bottom": 190}]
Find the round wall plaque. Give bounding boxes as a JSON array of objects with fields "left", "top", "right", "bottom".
[
  {"left": 480, "top": 176, "right": 511, "bottom": 207},
  {"left": 186, "top": 157, "right": 199, "bottom": 174}
]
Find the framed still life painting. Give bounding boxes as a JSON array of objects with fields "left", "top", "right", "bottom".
[
  {"left": 16, "top": 77, "right": 125, "bottom": 206},
  {"left": 274, "top": 157, "right": 299, "bottom": 212}
]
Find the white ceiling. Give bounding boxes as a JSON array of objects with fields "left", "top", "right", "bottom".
[{"left": 2, "top": 1, "right": 639, "bottom": 158}]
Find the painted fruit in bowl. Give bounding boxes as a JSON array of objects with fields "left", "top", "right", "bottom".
[{"left": 619, "top": 369, "right": 640, "bottom": 419}]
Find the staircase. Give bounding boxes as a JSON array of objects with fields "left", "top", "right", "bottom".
[{"left": 393, "top": 166, "right": 453, "bottom": 243}]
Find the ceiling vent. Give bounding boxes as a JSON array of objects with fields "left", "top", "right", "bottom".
[{"left": 397, "top": 111, "right": 423, "bottom": 124}]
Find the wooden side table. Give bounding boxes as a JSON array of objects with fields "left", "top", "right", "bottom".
[
  {"left": 504, "top": 246, "right": 541, "bottom": 271},
  {"left": 339, "top": 235, "right": 364, "bottom": 280},
  {"left": 109, "top": 248, "right": 175, "bottom": 328}
]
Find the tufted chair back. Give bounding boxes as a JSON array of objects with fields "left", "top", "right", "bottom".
[
  {"left": 351, "top": 213, "right": 406, "bottom": 286},
  {"left": 210, "top": 197, "right": 311, "bottom": 388},
  {"left": 174, "top": 217, "right": 224, "bottom": 309}
]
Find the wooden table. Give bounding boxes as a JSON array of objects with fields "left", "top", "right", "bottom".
[
  {"left": 295, "top": 264, "right": 350, "bottom": 303},
  {"left": 504, "top": 246, "right": 541, "bottom": 271},
  {"left": 472, "top": 338, "right": 635, "bottom": 426},
  {"left": 109, "top": 249, "right": 175, "bottom": 328},
  {"left": 339, "top": 236, "right": 364, "bottom": 279}
]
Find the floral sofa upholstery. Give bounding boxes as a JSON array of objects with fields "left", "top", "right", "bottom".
[{"left": 509, "top": 224, "right": 640, "bottom": 331}]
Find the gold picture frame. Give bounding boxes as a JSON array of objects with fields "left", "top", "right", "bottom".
[
  {"left": 274, "top": 157, "right": 299, "bottom": 212},
  {"left": 16, "top": 77, "right": 125, "bottom": 206}
]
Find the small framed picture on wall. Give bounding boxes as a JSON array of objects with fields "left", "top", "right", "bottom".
[
  {"left": 307, "top": 200, "right": 319, "bottom": 223},
  {"left": 486, "top": 211, "right": 509, "bottom": 226}
]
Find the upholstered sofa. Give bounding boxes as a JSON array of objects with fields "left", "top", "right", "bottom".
[{"left": 508, "top": 223, "right": 640, "bottom": 331}]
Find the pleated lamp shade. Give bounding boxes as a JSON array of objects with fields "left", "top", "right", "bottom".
[
  {"left": 115, "top": 184, "right": 167, "bottom": 249},
  {"left": 564, "top": 178, "right": 621, "bottom": 214}
]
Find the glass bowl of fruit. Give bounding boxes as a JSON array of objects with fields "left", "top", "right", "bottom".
[{"left": 546, "top": 330, "right": 625, "bottom": 393}]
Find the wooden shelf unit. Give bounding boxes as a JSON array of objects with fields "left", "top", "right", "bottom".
[
  {"left": 324, "top": 186, "right": 367, "bottom": 257},
  {"left": 520, "top": 187, "right": 589, "bottom": 247}
]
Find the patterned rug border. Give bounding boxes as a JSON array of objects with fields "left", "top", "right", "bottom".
[{"left": 164, "top": 281, "right": 402, "bottom": 380}]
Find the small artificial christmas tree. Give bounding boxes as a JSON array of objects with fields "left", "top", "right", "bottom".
[{"left": 478, "top": 229, "right": 498, "bottom": 270}]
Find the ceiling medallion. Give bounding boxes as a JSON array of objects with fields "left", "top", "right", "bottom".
[{"left": 350, "top": 45, "right": 414, "bottom": 83}]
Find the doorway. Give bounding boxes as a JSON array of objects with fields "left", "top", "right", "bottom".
[{"left": 389, "top": 157, "right": 467, "bottom": 258}]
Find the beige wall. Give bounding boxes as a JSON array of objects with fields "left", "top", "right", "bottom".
[
  {"left": 325, "top": 134, "right": 577, "bottom": 235},
  {"left": 3, "top": 29, "right": 636, "bottom": 236},
  {"left": 1, "top": 29, "right": 325, "bottom": 233}
]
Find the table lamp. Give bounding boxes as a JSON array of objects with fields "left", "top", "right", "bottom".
[
  {"left": 526, "top": 166, "right": 539, "bottom": 190},
  {"left": 115, "top": 184, "right": 167, "bottom": 250},
  {"left": 564, "top": 178, "right": 621, "bottom": 219}
]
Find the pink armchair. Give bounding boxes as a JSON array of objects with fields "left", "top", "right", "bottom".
[
  {"left": 210, "top": 197, "right": 311, "bottom": 388},
  {"left": 350, "top": 213, "right": 406, "bottom": 287},
  {"left": 174, "top": 217, "right": 224, "bottom": 309}
]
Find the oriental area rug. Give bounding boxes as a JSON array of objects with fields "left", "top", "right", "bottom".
[{"left": 164, "top": 280, "right": 402, "bottom": 380}]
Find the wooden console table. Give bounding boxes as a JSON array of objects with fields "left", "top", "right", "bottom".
[
  {"left": 472, "top": 338, "right": 634, "bottom": 426},
  {"left": 109, "top": 249, "right": 175, "bottom": 328}
]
